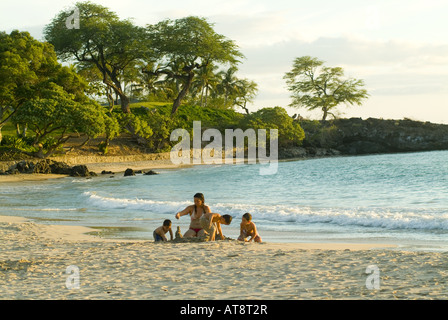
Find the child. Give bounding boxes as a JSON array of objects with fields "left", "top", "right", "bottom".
[
  {"left": 200, "top": 213, "right": 232, "bottom": 241},
  {"left": 238, "top": 213, "right": 262, "bottom": 243},
  {"left": 153, "top": 219, "right": 173, "bottom": 242}
]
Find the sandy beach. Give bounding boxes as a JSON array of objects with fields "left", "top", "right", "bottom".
[
  {"left": 1, "top": 157, "right": 448, "bottom": 300},
  {"left": 0, "top": 214, "right": 447, "bottom": 300}
]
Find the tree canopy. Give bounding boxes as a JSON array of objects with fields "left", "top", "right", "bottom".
[
  {"left": 0, "top": 30, "right": 114, "bottom": 158},
  {"left": 0, "top": 4, "right": 316, "bottom": 160},
  {"left": 284, "top": 56, "right": 369, "bottom": 121},
  {"left": 0, "top": 30, "right": 60, "bottom": 141},
  {"left": 144, "top": 16, "right": 244, "bottom": 115},
  {"left": 12, "top": 83, "right": 109, "bottom": 158},
  {"left": 44, "top": 1, "right": 151, "bottom": 114}
]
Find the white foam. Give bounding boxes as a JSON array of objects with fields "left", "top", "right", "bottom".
[{"left": 82, "top": 192, "right": 448, "bottom": 231}]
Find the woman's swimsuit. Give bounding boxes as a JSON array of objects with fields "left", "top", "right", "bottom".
[{"left": 189, "top": 207, "right": 204, "bottom": 234}]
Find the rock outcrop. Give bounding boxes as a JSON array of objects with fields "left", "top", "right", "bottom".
[
  {"left": 281, "top": 117, "right": 448, "bottom": 158},
  {"left": 331, "top": 118, "right": 448, "bottom": 155},
  {"left": 4, "top": 160, "right": 96, "bottom": 177}
]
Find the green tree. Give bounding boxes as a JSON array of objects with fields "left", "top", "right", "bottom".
[
  {"left": 233, "top": 78, "right": 258, "bottom": 114},
  {"left": 12, "top": 83, "right": 108, "bottom": 158},
  {"left": 44, "top": 1, "right": 151, "bottom": 115},
  {"left": 217, "top": 66, "right": 240, "bottom": 106},
  {"left": 0, "top": 30, "right": 60, "bottom": 143},
  {"left": 145, "top": 16, "right": 244, "bottom": 115},
  {"left": 241, "top": 107, "right": 305, "bottom": 148},
  {"left": 284, "top": 56, "right": 369, "bottom": 121},
  {"left": 192, "top": 64, "right": 220, "bottom": 107},
  {"left": 213, "top": 67, "right": 258, "bottom": 112}
]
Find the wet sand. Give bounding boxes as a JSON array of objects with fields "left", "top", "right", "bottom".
[{"left": 0, "top": 215, "right": 447, "bottom": 300}]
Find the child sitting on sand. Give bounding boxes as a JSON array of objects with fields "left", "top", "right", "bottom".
[
  {"left": 153, "top": 219, "right": 173, "bottom": 242},
  {"left": 200, "top": 213, "right": 232, "bottom": 241},
  {"left": 238, "top": 213, "right": 262, "bottom": 243}
]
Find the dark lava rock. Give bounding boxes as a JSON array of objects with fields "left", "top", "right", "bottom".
[
  {"left": 124, "top": 168, "right": 135, "bottom": 176},
  {"left": 144, "top": 170, "right": 159, "bottom": 175},
  {"left": 71, "top": 165, "right": 96, "bottom": 177}
]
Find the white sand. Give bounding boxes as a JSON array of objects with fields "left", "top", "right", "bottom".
[
  {"left": 1, "top": 157, "right": 447, "bottom": 300},
  {"left": 0, "top": 215, "right": 447, "bottom": 300}
]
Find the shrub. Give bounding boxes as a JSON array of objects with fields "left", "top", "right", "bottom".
[{"left": 239, "top": 107, "right": 305, "bottom": 148}]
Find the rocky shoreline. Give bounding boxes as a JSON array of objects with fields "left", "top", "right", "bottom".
[
  {"left": 0, "top": 159, "right": 97, "bottom": 177},
  {"left": 2, "top": 118, "right": 448, "bottom": 177},
  {"left": 299, "top": 117, "right": 448, "bottom": 155},
  {"left": 0, "top": 159, "right": 162, "bottom": 177}
]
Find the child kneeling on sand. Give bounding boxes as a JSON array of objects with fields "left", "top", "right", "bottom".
[
  {"left": 238, "top": 213, "right": 262, "bottom": 243},
  {"left": 200, "top": 213, "right": 232, "bottom": 241},
  {"left": 153, "top": 219, "right": 173, "bottom": 242}
]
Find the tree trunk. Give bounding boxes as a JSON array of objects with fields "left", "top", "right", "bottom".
[
  {"left": 107, "top": 86, "right": 114, "bottom": 113},
  {"left": 16, "top": 124, "right": 27, "bottom": 138},
  {"left": 242, "top": 101, "right": 250, "bottom": 115},
  {"left": 34, "top": 144, "right": 45, "bottom": 159},
  {"left": 0, "top": 107, "right": 3, "bottom": 144},
  {"left": 322, "top": 107, "right": 328, "bottom": 121},
  {"left": 200, "top": 86, "right": 204, "bottom": 107},
  {"left": 120, "top": 94, "right": 131, "bottom": 114},
  {"left": 171, "top": 73, "right": 194, "bottom": 115}
]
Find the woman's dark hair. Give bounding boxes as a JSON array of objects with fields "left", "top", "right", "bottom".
[
  {"left": 242, "top": 213, "right": 252, "bottom": 221},
  {"left": 194, "top": 193, "right": 205, "bottom": 203},
  {"left": 193, "top": 193, "right": 206, "bottom": 215}
]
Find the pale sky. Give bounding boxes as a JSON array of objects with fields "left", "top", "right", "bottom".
[{"left": 1, "top": 0, "right": 448, "bottom": 123}]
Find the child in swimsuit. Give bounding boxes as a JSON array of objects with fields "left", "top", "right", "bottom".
[
  {"left": 153, "top": 219, "right": 173, "bottom": 242},
  {"left": 200, "top": 213, "right": 232, "bottom": 241},
  {"left": 238, "top": 213, "right": 262, "bottom": 243}
]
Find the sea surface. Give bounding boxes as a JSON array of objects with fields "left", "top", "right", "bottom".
[{"left": 1, "top": 150, "right": 448, "bottom": 251}]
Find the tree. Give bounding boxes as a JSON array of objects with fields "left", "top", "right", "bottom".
[
  {"left": 145, "top": 16, "right": 244, "bottom": 115},
  {"left": 12, "top": 83, "right": 109, "bottom": 158},
  {"left": 217, "top": 66, "right": 239, "bottom": 106},
  {"left": 0, "top": 30, "right": 60, "bottom": 143},
  {"left": 233, "top": 78, "right": 258, "bottom": 114},
  {"left": 192, "top": 64, "right": 220, "bottom": 107},
  {"left": 44, "top": 1, "right": 151, "bottom": 115},
  {"left": 241, "top": 107, "right": 305, "bottom": 148},
  {"left": 284, "top": 56, "right": 369, "bottom": 121}
]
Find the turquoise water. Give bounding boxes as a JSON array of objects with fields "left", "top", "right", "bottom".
[{"left": 1, "top": 150, "right": 448, "bottom": 250}]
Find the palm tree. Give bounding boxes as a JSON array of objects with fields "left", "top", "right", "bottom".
[
  {"left": 234, "top": 79, "right": 258, "bottom": 114},
  {"left": 217, "top": 67, "right": 240, "bottom": 106},
  {"left": 193, "top": 64, "right": 220, "bottom": 107}
]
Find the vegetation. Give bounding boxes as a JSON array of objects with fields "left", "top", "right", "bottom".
[
  {"left": 44, "top": 1, "right": 151, "bottom": 115},
  {"left": 0, "top": 30, "right": 112, "bottom": 158},
  {"left": 284, "top": 56, "right": 369, "bottom": 121},
  {"left": 144, "top": 16, "right": 244, "bottom": 115},
  {"left": 1, "top": 2, "right": 374, "bottom": 161}
]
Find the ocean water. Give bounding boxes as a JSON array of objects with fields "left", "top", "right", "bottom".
[{"left": 1, "top": 150, "right": 448, "bottom": 251}]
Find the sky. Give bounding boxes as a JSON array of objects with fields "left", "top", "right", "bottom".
[{"left": 1, "top": 0, "right": 448, "bottom": 123}]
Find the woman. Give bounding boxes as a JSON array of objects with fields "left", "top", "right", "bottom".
[{"left": 175, "top": 193, "right": 211, "bottom": 238}]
